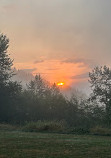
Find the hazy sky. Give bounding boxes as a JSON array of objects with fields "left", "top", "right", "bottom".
[{"left": 1, "top": 0, "right": 111, "bottom": 91}]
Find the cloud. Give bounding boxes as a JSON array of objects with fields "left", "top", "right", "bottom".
[
  {"left": 61, "top": 58, "right": 96, "bottom": 68},
  {"left": 34, "top": 60, "right": 44, "bottom": 64},
  {"left": 62, "top": 58, "right": 85, "bottom": 64},
  {"left": 20, "top": 68, "right": 37, "bottom": 73},
  {"left": 1, "top": 0, "right": 111, "bottom": 66},
  {"left": 71, "top": 72, "right": 89, "bottom": 80}
]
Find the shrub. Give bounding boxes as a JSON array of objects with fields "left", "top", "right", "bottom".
[
  {"left": 22, "top": 120, "right": 65, "bottom": 132},
  {"left": 0, "top": 124, "right": 19, "bottom": 131},
  {"left": 90, "top": 126, "right": 111, "bottom": 136},
  {"left": 68, "top": 127, "right": 89, "bottom": 134}
]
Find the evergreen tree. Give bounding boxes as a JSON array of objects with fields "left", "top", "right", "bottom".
[
  {"left": 0, "top": 33, "right": 22, "bottom": 123},
  {"left": 0, "top": 33, "right": 13, "bottom": 85}
]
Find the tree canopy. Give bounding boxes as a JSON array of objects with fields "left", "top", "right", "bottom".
[
  {"left": 89, "top": 66, "right": 111, "bottom": 125},
  {"left": 0, "top": 33, "right": 13, "bottom": 85}
]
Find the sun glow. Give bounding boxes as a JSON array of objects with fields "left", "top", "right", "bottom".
[{"left": 57, "top": 82, "right": 65, "bottom": 86}]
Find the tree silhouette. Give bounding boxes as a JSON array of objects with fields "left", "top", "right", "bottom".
[
  {"left": 0, "top": 33, "right": 22, "bottom": 123},
  {"left": 0, "top": 33, "right": 13, "bottom": 85},
  {"left": 89, "top": 66, "right": 111, "bottom": 126}
]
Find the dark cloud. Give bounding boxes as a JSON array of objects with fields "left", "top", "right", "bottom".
[
  {"left": 71, "top": 72, "right": 88, "bottom": 80},
  {"left": 62, "top": 58, "right": 85, "bottom": 63},
  {"left": 61, "top": 58, "right": 96, "bottom": 68}
]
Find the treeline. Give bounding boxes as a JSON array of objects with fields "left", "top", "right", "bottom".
[{"left": 0, "top": 33, "right": 111, "bottom": 129}]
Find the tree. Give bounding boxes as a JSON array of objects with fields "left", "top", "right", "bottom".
[
  {"left": 0, "top": 33, "right": 13, "bottom": 85},
  {"left": 0, "top": 33, "right": 22, "bottom": 123},
  {"left": 24, "top": 75, "right": 68, "bottom": 121},
  {"left": 89, "top": 66, "right": 111, "bottom": 126},
  {"left": 27, "top": 74, "right": 50, "bottom": 98}
]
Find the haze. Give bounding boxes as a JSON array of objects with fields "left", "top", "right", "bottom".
[{"left": 1, "top": 0, "right": 111, "bottom": 92}]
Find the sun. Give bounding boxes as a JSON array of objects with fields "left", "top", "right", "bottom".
[{"left": 57, "top": 82, "right": 65, "bottom": 86}]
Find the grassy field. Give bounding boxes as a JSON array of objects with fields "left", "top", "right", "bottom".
[{"left": 0, "top": 131, "right": 111, "bottom": 158}]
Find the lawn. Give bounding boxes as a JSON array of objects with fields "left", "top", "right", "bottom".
[{"left": 0, "top": 131, "right": 111, "bottom": 158}]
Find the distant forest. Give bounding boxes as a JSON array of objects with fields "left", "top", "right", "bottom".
[{"left": 1, "top": 33, "right": 111, "bottom": 130}]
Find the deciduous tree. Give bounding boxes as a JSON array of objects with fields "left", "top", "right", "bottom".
[{"left": 89, "top": 66, "right": 111, "bottom": 125}]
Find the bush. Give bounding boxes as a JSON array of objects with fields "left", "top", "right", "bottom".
[
  {"left": 0, "top": 124, "right": 19, "bottom": 131},
  {"left": 22, "top": 120, "right": 65, "bottom": 132},
  {"left": 68, "top": 127, "right": 89, "bottom": 134},
  {"left": 90, "top": 126, "right": 111, "bottom": 136}
]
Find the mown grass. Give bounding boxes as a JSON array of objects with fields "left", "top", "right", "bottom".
[{"left": 0, "top": 131, "right": 111, "bottom": 158}]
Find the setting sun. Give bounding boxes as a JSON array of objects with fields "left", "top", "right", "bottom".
[{"left": 57, "top": 82, "right": 65, "bottom": 86}]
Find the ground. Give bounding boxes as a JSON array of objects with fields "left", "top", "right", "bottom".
[{"left": 0, "top": 131, "right": 111, "bottom": 158}]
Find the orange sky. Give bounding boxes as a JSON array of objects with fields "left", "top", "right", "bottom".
[
  {"left": 14, "top": 58, "right": 90, "bottom": 88},
  {"left": 1, "top": 0, "right": 111, "bottom": 92}
]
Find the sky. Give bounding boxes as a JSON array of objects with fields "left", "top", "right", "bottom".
[{"left": 1, "top": 0, "right": 111, "bottom": 92}]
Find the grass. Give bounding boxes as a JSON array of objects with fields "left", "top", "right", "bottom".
[{"left": 0, "top": 131, "right": 111, "bottom": 158}]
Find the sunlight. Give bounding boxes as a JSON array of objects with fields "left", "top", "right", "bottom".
[{"left": 57, "top": 82, "right": 65, "bottom": 86}]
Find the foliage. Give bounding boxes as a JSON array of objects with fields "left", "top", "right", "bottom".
[
  {"left": 68, "top": 127, "right": 89, "bottom": 134},
  {"left": 27, "top": 74, "right": 50, "bottom": 98},
  {"left": 1, "top": 32, "right": 111, "bottom": 131},
  {"left": 90, "top": 126, "right": 111, "bottom": 136},
  {"left": 89, "top": 66, "right": 111, "bottom": 105},
  {"left": 22, "top": 120, "right": 65, "bottom": 132},
  {"left": 0, "top": 33, "right": 22, "bottom": 123},
  {"left": 0, "top": 33, "right": 13, "bottom": 85},
  {"left": 20, "top": 76, "right": 68, "bottom": 122},
  {"left": 0, "top": 124, "right": 19, "bottom": 131},
  {"left": 89, "top": 66, "right": 111, "bottom": 126}
]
